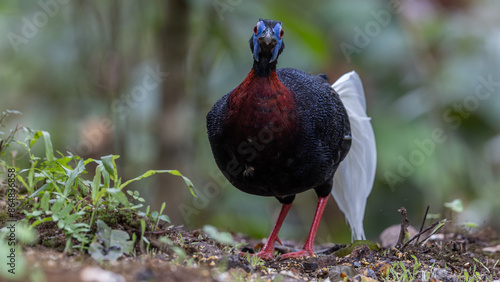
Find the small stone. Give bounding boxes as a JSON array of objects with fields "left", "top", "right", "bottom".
[
  {"left": 483, "top": 244, "right": 500, "bottom": 253},
  {"left": 224, "top": 254, "right": 253, "bottom": 273},
  {"left": 135, "top": 268, "right": 155, "bottom": 282},
  {"left": 353, "top": 274, "right": 377, "bottom": 281},
  {"left": 303, "top": 262, "right": 318, "bottom": 271},
  {"left": 372, "top": 261, "right": 392, "bottom": 278},
  {"left": 80, "top": 266, "right": 125, "bottom": 282},
  {"left": 359, "top": 268, "right": 377, "bottom": 279},
  {"left": 328, "top": 265, "right": 357, "bottom": 281},
  {"left": 379, "top": 225, "right": 419, "bottom": 248},
  {"left": 434, "top": 268, "right": 450, "bottom": 278},
  {"left": 279, "top": 270, "right": 301, "bottom": 280}
]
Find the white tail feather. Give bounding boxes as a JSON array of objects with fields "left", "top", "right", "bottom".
[{"left": 331, "top": 71, "right": 376, "bottom": 241}]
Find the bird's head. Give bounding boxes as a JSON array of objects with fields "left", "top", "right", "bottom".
[{"left": 249, "top": 19, "right": 284, "bottom": 64}]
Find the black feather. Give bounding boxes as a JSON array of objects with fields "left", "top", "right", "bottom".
[{"left": 207, "top": 20, "right": 351, "bottom": 204}]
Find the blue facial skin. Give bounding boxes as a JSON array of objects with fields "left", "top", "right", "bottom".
[
  {"left": 270, "top": 22, "right": 283, "bottom": 63},
  {"left": 252, "top": 21, "right": 283, "bottom": 63}
]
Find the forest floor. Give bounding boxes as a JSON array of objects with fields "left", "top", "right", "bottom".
[
  {"left": 3, "top": 219, "right": 500, "bottom": 282},
  {"left": 1, "top": 124, "right": 498, "bottom": 281}
]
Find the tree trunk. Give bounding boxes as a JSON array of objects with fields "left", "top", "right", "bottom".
[{"left": 153, "top": 0, "right": 191, "bottom": 222}]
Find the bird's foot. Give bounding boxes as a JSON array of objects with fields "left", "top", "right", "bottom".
[
  {"left": 239, "top": 250, "right": 275, "bottom": 260},
  {"left": 279, "top": 249, "right": 314, "bottom": 259}
]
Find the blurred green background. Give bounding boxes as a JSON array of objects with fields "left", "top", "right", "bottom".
[{"left": 1, "top": 0, "right": 499, "bottom": 244}]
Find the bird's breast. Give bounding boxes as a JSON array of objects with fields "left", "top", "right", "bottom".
[{"left": 226, "top": 70, "right": 298, "bottom": 145}]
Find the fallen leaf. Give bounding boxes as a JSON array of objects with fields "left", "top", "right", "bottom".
[{"left": 483, "top": 245, "right": 500, "bottom": 253}]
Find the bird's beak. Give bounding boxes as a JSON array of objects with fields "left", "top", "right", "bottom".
[{"left": 258, "top": 27, "right": 277, "bottom": 47}]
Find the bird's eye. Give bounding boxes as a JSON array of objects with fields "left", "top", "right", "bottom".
[
  {"left": 279, "top": 29, "right": 284, "bottom": 38},
  {"left": 254, "top": 25, "right": 258, "bottom": 35}
]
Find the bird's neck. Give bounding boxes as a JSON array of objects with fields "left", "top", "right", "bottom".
[{"left": 252, "top": 57, "right": 277, "bottom": 77}]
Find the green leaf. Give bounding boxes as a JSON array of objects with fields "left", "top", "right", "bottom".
[
  {"left": 165, "top": 170, "right": 196, "bottom": 197},
  {"left": 96, "top": 220, "right": 112, "bottom": 248},
  {"left": 63, "top": 159, "right": 85, "bottom": 197},
  {"left": 57, "top": 220, "right": 65, "bottom": 229},
  {"left": 158, "top": 215, "right": 171, "bottom": 223},
  {"left": 119, "top": 169, "right": 196, "bottom": 197},
  {"left": 463, "top": 222, "right": 478, "bottom": 228},
  {"left": 102, "top": 166, "right": 110, "bottom": 188},
  {"left": 106, "top": 188, "right": 129, "bottom": 207},
  {"left": 28, "top": 162, "right": 36, "bottom": 192},
  {"left": 101, "top": 155, "right": 119, "bottom": 180},
  {"left": 59, "top": 202, "right": 74, "bottom": 218},
  {"left": 41, "top": 131, "right": 54, "bottom": 162},
  {"left": 89, "top": 220, "right": 133, "bottom": 261},
  {"left": 40, "top": 170, "right": 62, "bottom": 195},
  {"left": 51, "top": 198, "right": 64, "bottom": 215},
  {"left": 29, "top": 130, "right": 42, "bottom": 148},
  {"left": 15, "top": 174, "right": 30, "bottom": 194},
  {"left": 40, "top": 191, "right": 50, "bottom": 211},
  {"left": 140, "top": 219, "right": 146, "bottom": 236},
  {"left": 79, "top": 180, "right": 90, "bottom": 195},
  {"left": 444, "top": 199, "right": 464, "bottom": 213},
  {"left": 422, "top": 219, "right": 448, "bottom": 245},
  {"left": 30, "top": 210, "right": 43, "bottom": 217},
  {"left": 92, "top": 164, "right": 103, "bottom": 205},
  {"left": 28, "top": 183, "right": 51, "bottom": 199},
  {"left": 203, "top": 225, "right": 238, "bottom": 246},
  {"left": 84, "top": 157, "right": 97, "bottom": 166}
]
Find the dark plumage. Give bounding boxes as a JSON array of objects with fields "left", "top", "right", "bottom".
[{"left": 206, "top": 19, "right": 352, "bottom": 259}]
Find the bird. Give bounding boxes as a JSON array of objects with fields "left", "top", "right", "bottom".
[{"left": 206, "top": 18, "right": 376, "bottom": 259}]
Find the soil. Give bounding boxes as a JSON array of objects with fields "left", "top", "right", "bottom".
[{"left": 2, "top": 219, "right": 500, "bottom": 282}]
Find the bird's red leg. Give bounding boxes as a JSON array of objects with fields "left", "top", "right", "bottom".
[
  {"left": 280, "top": 195, "right": 329, "bottom": 259},
  {"left": 242, "top": 202, "right": 293, "bottom": 260}
]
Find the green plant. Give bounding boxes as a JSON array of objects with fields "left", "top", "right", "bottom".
[
  {"left": 444, "top": 199, "right": 464, "bottom": 213},
  {"left": 410, "top": 255, "right": 421, "bottom": 278},
  {"left": 459, "top": 264, "right": 482, "bottom": 282},
  {"left": 203, "top": 225, "right": 238, "bottom": 246},
  {"left": 88, "top": 220, "right": 134, "bottom": 261},
  {"left": 138, "top": 202, "right": 171, "bottom": 231},
  {"left": 140, "top": 218, "right": 150, "bottom": 254},
  {"left": 473, "top": 257, "right": 490, "bottom": 275},
  {"left": 0, "top": 122, "right": 196, "bottom": 257},
  {"left": 245, "top": 253, "right": 265, "bottom": 270},
  {"left": 158, "top": 235, "right": 187, "bottom": 260},
  {"left": 0, "top": 110, "right": 22, "bottom": 158},
  {"left": 152, "top": 202, "right": 169, "bottom": 231},
  {"left": 202, "top": 225, "right": 247, "bottom": 253},
  {"left": 385, "top": 258, "right": 436, "bottom": 282}
]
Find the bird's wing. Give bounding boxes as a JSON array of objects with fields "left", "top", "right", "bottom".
[{"left": 331, "top": 71, "right": 376, "bottom": 241}]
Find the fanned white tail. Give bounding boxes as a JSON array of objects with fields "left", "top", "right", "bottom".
[{"left": 331, "top": 71, "right": 376, "bottom": 241}]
